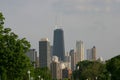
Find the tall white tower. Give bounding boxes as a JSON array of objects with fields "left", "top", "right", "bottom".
[{"left": 76, "top": 40, "right": 84, "bottom": 63}]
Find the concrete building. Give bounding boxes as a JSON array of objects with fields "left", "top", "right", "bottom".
[
  {"left": 36, "top": 57, "right": 39, "bottom": 68},
  {"left": 97, "top": 57, "right": 104, "bottom": 63},
  {"left": 70, "top": 49, "right": 76, "bottom": 71},
  {"left": 53, "top": 28, "right": 65, "bottom": 61},
  {"left": 26, "top": 49, "right": 37, "bottom": 68},
  {"left": 76, "top": 40, "right": 84, "bottom": 63},
  {"left": 87, "top": 46, "right": 96, "bottom": 61},
  {"left": 51, "top": 56, "right": 62, "bottom": 80},
  {"left": 64, "top": 52, "right": 71, "bottom": 69},
  {"left": 39, "top": 38, "right": 51, "bottom": 69}
]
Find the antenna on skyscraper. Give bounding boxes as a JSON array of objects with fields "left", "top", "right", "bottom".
[
  {"left": 55, "top": 15, "right": 58, "bottom": 29},
  {"left": 54, "top": 14, "right": 63, "bottom": 29}
]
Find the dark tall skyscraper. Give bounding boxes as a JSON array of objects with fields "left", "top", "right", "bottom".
[
  {"left": 53, "top": 28, "right": 65, "bottom": 61},
  {"left": 39, "top": 38, "right": 51, "bottom": 69}
]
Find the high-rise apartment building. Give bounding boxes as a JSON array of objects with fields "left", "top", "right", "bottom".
[
  {"left": 92, "top": 46, "right": 96, "bottom": 60},
  {"left": 87, "top": 46, "right": 96, "bottom": 61},
  {"left": 39, "top": 38, "right": 51, "bottom": 69},
  {"left": 26, "top": 49, "right": 37, "bottom": 68},
  {"left": 64, "top": 52, "right": 71, "bottom": 69},
  {"left": 70, "top": 49, "right": 76, "bottom": 71},
  {"left": 76, "top": 40, "right": 84, "bottom": 63},
  {"left": 51, "top": 56, "right": 62, "bottom": 80},
  {"left": 53, "top": 28, "right": 65, "bottom": 61}
]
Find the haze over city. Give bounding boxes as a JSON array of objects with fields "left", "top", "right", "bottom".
[{"left": 0, "top": 0, "right": 120, "bottom": 60}]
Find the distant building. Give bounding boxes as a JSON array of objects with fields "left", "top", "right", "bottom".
[
  {"left": 51, "top": 56, "right": 62, "bottom": 80},
  {"left": 39, "top": 38, "right": 51, "bottom": 69},
  {"left": 97, "top": 57, "right": 104, "bottom": 63},
  {"left": 87, "top": 46, "right": 96, "bottom": 61},
  {"left": 36, "top": 57, "right": 39, "bottom": 68},
  {"left": 50, "top": 45, "right": 53, "bottom": 57},
  {"left": 70, "top": 49, "right": 76, "bottom": 71},
  {"left": 62, "top": 67, "right": 72, "bottom": 80},
  {"left": 76, "top": 40, "right": 84, "bottom": 63},
  {"left": 26, "top": 49, "right": 37, "bottom": 68},
  {"left": 53, "top": 28, "right": 65, "bottom": 61},
  {"left": 64, "top": 52, "right": 71, "bottom": 69}
]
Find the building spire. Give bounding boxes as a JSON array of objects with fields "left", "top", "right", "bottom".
[
  {"left": 55, "top": 15, "right": 58, "bottom": 29},
  {"left": 54, "top": 15, "right": 62, "bottom": 29}
]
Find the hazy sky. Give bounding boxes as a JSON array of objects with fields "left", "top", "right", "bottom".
[{"left": 0, "top": 0, "right": 120, "bottom": 60}]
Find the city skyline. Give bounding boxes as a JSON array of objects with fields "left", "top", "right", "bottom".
[{"left": 0, "top": 0, "right": 120, "bottom": 60}]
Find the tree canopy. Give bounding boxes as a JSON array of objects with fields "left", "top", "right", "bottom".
[
  {"left": 106, "top": 55, "right": 120, "bottom": 80},
  {"left": 0, "top": 12, "right": 32, "bottom": 80},
  {"left": 73, "top": 54, "right": 120, "bottom": 80},
  {"left": 34, "top": 67, "right": 52, "bottom": 80},
  {"left": 73, "top": 60, "right": 108, "bottom": 80}
]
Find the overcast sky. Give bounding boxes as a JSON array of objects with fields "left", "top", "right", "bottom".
[{"left": 0, "top": 0, "right": 120, "bottom": 60}]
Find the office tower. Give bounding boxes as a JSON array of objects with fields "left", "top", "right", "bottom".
[
  {"left": 76, "top": 40, "right": 84, "bottom": 63},
  {"left": 53, "top": 28, "right": 65, "bottom": 61},
  {"left": 70, "top": 49, "right": 76, "bottom": 71},
  {"left": 26, "top": 49, "right": 37, "bottom": 68},
  {"left": 92, "top": 46, "right": 96, "bottom": 60},
  {"left": 87, "top": 46, "right": 96, "bottom": 61},
  {"left": 64, "top": 52, "right": 71, "bottom": 69},
  {"left": 39, "top": 38, "right": 51, "bottom": 69},
  {"left": 51, "top": 56, "right": 62, "bottom": 80},
  {"left": 86, "top": 49, "right": 93, "bottom": 60}
]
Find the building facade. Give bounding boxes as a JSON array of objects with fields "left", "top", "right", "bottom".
[
  {"left": 76, "top": 40, "right": 84, "bottom": 63},
  {"left": 87, "top": 46, "right": 96, "bottom": 61},
  {"left": 39, "top": 38, "right": 51, "bottom": 69},
  {"left": 64, "top": 52, "right": 71, "bottom": 69},
  {"left": 70, "top": 49, "right": 76, "bottom": 71},
  {"left": 53, "top": 28, "right": 65, "bottom": 61},
  {"left": 26, "top": 49, "right": 37, "bottom": 68},
  {"left": 51, "top": 56, "right": 62, "bottom": 80}
]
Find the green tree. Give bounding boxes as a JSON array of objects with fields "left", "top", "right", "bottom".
[
  {"left": 34, "top": 67, "right": 52, "bottom": 80},
  {"left": 0, "top": 12, "right": 32, "bottom": 80},
  {"left": 73, "top": 60, "right": 108, "bottom": 80},
  {"left": 106, "top": 55, "right": 120, "bottom": 80}
]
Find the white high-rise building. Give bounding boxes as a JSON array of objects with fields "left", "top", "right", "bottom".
[
  {"left": 76, "top": 40, "right": 84, "bottom": 63},
  {"left": 64, "top": 52, "right": 71, "bottom": 69}
]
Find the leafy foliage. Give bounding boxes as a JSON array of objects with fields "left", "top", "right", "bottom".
[
  {"left": 73, "top": 60, "right": 108, "bottom": 80},
  {"left": 34, "top": 67, "right": 52, "bottom": 80},
  {"left": 0, "top": 12, "right": 32, "bottom": 80},
  {"left": 106, "top": 55, "right": 120, "bottom": 80}
]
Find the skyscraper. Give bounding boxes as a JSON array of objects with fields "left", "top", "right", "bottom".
[
  {"left": 53, "top": 28, "right": 65, "bottom": 61},
  {"left": 92, "top": 46, "right": 96, "bottom": 60},
  {"left": 76, "top": 40, "right": 84, "bottom": 63},
  {"left": 51, "top": 56, "right": 62, "bottom": 80},
  {"left": 64, "top": 52, "right": 71, "bottom": 69},
  {"left": 70, "top": 49, "right": 76, "bottom": 71},
  {"left": 86, "top": 46, "right": 96, "bottom": 61},
  {"left": 26, "top": 49, "right": 37, "bottom": 68},
  {"left": 39, "top": 38, "right": 51, "bottom": 69}
]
